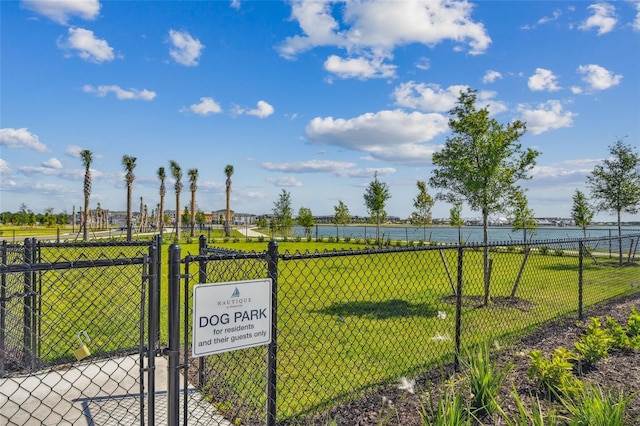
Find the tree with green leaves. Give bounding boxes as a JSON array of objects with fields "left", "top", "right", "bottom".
[
  {"left": 79, "top": 149, "right": 93, "bottom": 241},
  {"left": 224, "top": 165, "right": 234, "bottom": 237},
  {"left": 449, "top": 200, "right": 464, "bottom": 244},
  {"left": 122, "top": 155, "right": 137, "bottom": 241},
  {"left": 188, "top": 168, "right": 198, "bottom": 237},
  {"left": 332, "top": 200, "right": 351, "bottom": 240},
  {"left": 363, "top": 172, "right": 391, "bottom": 247},
  {"left": 510, "top": 189, "right": 536, "bottom": 243},
  {"left": 273, "top": 189, "right": 294, "bottom": 238},
  {"left": 587, "top": 139, "right": 640, "bottom": 265},
  {"left": 409, "top": 180, "right": 435, "bottom": 242},
  {"left": 297, "top": 207, "right": 314, "bottom": 239},
  {"left": 429, "top": 88, "right": 538, "bottom": 305},
  {"left": 571, "top": 189, "right": 594, "bottom": 238},
  {"left": 169, "top": 160, "right": 183, "bottom": 240},
  {"left": 157, "top": 167, "right": 166, "bottom": 237}
]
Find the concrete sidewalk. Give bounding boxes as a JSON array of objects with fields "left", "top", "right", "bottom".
[{"left": 0, "top": 355, "right": 229, "bottom": 425}]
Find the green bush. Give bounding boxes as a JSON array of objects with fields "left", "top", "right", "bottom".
[
  {"left": 574, "top": 317, "right": 613, "bottom": 367},
  {"left": 527, "top": 347, "right": 584, "bottom": 399},
  {"left": 539, "top": 245, "right": 549, "bottom": 255},
  {"left": 627, "top": 307, "right": 640, "bottom": 337},
  {"left": 554, "top": 248, "right": 564, "bottom": 256}
]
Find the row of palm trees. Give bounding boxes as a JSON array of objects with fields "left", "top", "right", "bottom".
[{"left": 78, "top": 149, "right": 235, "bottom": 242}]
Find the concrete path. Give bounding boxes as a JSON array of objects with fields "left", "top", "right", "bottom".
[{"left": 0, "top": 355, "right": 229, "bottom": 425}]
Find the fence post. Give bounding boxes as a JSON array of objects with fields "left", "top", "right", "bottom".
[
  {"left": 454, "top": 245, "right": 464, "bottom": 372},
  {"left": 167, "top": 243, "right": 181, "bottom": 426},
  {"left": 155, "top": 234, "right": 162, "bottom": 343},
  {"left": 1, "top": 240, "right": 7, "bottom": 377},
  {"left": 578, "top": 240, "right": 584, "bottom": 320},
  {"left": 147, "top": 240, "right": 159, "bottom": 426},
  {"left": 23, "top": 238, "right": 36, "bottom": 370},
  {"left": 266, "top": 240, "right": 279, "bottom": 426},
  {"left": 197, "top": 235, "right": 207, "bottom": 386}
]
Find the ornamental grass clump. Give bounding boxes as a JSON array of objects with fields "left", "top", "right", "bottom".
[
  {"left": 558, "top": 384, "right": 634, "bottom": 426},
  {"left": 462, "top": 343, "right": 513, "bottom": 417}
]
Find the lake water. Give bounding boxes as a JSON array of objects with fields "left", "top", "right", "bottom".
[{"left": 290, "top": 225, "right": 640, "bottom": 244}]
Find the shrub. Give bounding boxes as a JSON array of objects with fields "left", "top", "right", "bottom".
[
  {"left": 574, "top": 317, "right": 613, "bottom": 367},
  {"left": 258, "top": 236, "right": 265, "bottom": 242},
  {"left": 539, "top": 245, "right": 549, "bottom": 255},
  {"left": 527, "top": 347, "right": 584, "bottom": 399},
  {"left": 627, "top": 307, "right": 640, "bottom": 337},
  {"left": 606, "top": 316, "right": 631, "bottom": 349},
  {"left": 554, "top": 248, "right": 564, "bottom": 256},
  {"left": 344, "top": 236, "right": 351, "bottom": 243}
]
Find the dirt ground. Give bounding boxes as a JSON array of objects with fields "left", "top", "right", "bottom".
[{"left": 294, "top": 292, "right": 640, "bottom": 426}]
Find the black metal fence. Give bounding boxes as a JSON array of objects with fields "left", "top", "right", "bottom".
[
  {"left": 178, "top": 233, "right": 639, "bottom": 425},
  {"left": 2, "top": 233, "right": 639, "bottom": 425}
]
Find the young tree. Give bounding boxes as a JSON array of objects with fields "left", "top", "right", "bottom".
[
  {"left": 409, "top": 180, "right": 435, "bottom": 242},
  {"left": 510, "top": 189, "right": 536, "bottom": 243},
  {"left": 169, "top": 160, "right": 183, "bottom": 240},
  {"left": 571, "top": 189, "right": 594, "bottom": 238},
  {"left": 188, "top": 168, "right": 198, "bottom": 237},
  {"left": 157, "top": 167, "right": 166, "bottom": 237},
  {"left": 79, "top": 149, "right": 93, "bottom": 241},
  {"left": 449, "top": 200, "right": 464, "bottom": 244},
  {"left": 587, "top": 139, "right": 640, "bottom": 265},
  {"left": 224, "top": 165, "right": 234, "bottom": 237},
  {"left": 273, "top": 189, "right": 294, "bottom": 238},
  {"left": 332, "top": 200, "right": 351, "bottom": 240},
  {"left": 363, "top": 172, "right": 391, "bottom": 247},
  {"left": 122, "top": 155, "right": 137, "bottom": 241},
  {"left": 297, "top": 207, "right": 314, "bottom": 239},
  {"left": 429, "top": 88, "right": 538, "bottom": 305}
]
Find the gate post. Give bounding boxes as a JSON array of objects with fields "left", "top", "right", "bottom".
[
  {"left": 266, "top": 240, "right": 279, "bottom": 426},
  {"left": 147, "top": 241, "right": 160, "bottom": 426},
  {"left": 167, "top": 243, "right": 181, "bottom": 426}
]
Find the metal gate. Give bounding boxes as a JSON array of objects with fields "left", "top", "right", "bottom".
[{"left": 0, "top": 237, "right": 162, "bottom": 425}]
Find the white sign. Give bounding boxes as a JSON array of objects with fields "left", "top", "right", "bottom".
[{"left": 192, "top": 278, "right": 272, "bottom": 357}]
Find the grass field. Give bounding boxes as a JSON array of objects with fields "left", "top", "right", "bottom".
[{"left": 3, "top": 229, "right": 639, "bottom": 422}]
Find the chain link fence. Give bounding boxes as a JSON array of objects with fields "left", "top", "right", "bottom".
[
  {"left": 1, "top": 237, "right": 160, "bottom": 425},
  {"left": 184, "top": 233, "right": 639, "bottom": 425}
]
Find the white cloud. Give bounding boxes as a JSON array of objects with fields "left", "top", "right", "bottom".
[
  {"left": 415, "top": 57, "right": 430, "bottom": 71},
  {"left": 323, "top": 55, "right": 396, "bottom": 79},
  {"left": 521, "top": 8, "right": 562, "bottom": 30},
  {"left": 237, "top": 100, "right": 275, "bottom": 118},
  {"left": 0, "top": 159, "right": 11, "bottom": 175},
  {"left": 22, "top": 0, "right": 101, "bottom": 25},
  {"left": 577, "top": 64, "right": 622, "bottom": 91},
  {"left": 83, "top": 84, "right": 156, "bottom": 100},
  {"left": 0, "top": 128, "right": 48, "bottom": 152},
  {"left": 579, "top": 3, "right": 617, "bottom": 35},
  {"left": 57, "top": 27, "right": 115, "bottom": 63},
  {"left": 482, "top": 70, "right": 502, "bottom": 84},
  {"left": 570, "top": 86, "right": 583, "bottom": 94},
  {"left": 517, "top": 100, "right": 577, "bottom": 135},
  {"left": 230, "top": 0, "right": 241, "bottom": 10},
  {"left": 66, "top": 145, "right": 82, "bottom": 157},
  {"left": 528, "top": 68, "right": 560, "bottom": 92},
  {"left": 634, "top": 2, "right": 640, "bottom": 31},
  {"left": 262, "top": 160, "right": 357, "bottom": 174},
  {"left": 392, "top": 83, "right": 506, "bottom": 115},
  {"left": 42, "top": 158, "right": 63, "bottom": 169},
  {"left": 278, "top": 0, "right": 491, "bottom": 79},
  {"left": 183, "top": 97, "right": 222, "bottom": 115},
  {"left": 266, "top": 176, "right": 303, "bottom": 187},
  {"left": 305, "top": 109, "right": 448, "bottom": 164},
  {"left": 168, "top": 29, "right": 204, "bottom": 66}
]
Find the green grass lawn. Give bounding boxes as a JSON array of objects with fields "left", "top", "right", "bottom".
[{"left": 6, "top": 233, "right": 638, "bottom": 422}]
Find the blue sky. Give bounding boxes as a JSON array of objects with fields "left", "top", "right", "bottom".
[{"left": 1, "top": 0, "right": 639, "bottom": 221}]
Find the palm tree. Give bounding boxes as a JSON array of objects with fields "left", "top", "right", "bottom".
[
  {"left": 188, "top": 168, "right": 198, "bottom": 237},
  {"left": 224, "top": 165, "right": 234, "bottom": 237},
  {"left": 169, "top": 161, "right": 183, "bottom": 240},
  {"left": 122, "top": 155, "right": 137, "bottom": 241},
  {"left": 157, "top": 167, "right": 166, "bottom": 237},
  {"left": 79, "top": 149, "right": 93, "bottom": 241}
]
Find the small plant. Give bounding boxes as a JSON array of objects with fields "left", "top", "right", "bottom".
[
  {"left": 420, "top": 381, "right": 472, "bottom": 426},
  {"left": 559, "top": 383, "right": 633, "bottom": 426},
  {"left": 539, "top": 245, "right": 549, "bottom": 255},
  {"left": 574, "top": 317, "right": 613, "bottom": 367},
  {"left": 627, "top": 307, "right": 640, "bottom": 337},
  {"left": 553, "top": 248, "right": 564, "bottom": 256},
  {"left": 327, "top": 236, "right": 335, "bottom": 243},
  {"left": 295, "top": 236, "right": 301, "bottom": 242},
  {"left": 462, "top": 343, "right": 513, "bottom": 416},
  {"left": 605, "top": 316, "right": 631, "bottom": 350},
  {"left": 497, "top": 384, "right": 561, "bottom": 426},
  {"left": 527, "top": 347, "right": 584, "bottom": 399},
  {"left": 223, "top": 237, "right": 229, "bottom": 243},
  {"left": 395, "top": 239, "right": 403, "bottom": 247},
  {"left": 232, "top": 237, "right": 239, "bottom": 243},
  {"left": 354, "top": 238, "right": 361, "bottom": 244},
  {"left": 344, "top": 236, "right": 351, "bottom": 243},
  {"left": 258, "top": 235, "right": 265, "bottom": 242}
]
